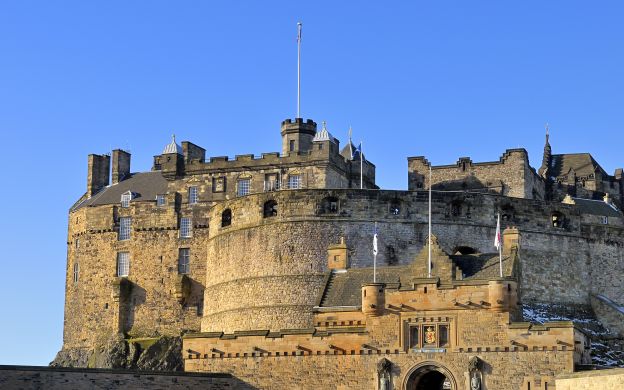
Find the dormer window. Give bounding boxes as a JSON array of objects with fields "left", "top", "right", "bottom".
[
  {"left": 156, "top": 194, "right": 166, "bottom": 207},
  {"left": 188, "top": 186, "right": 198, "bottom": 204},
  {"left": 121, "top": 191, "right": 133, "bottom": 208}
]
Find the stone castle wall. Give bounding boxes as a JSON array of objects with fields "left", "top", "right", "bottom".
[{"left": 63, "top": 188, "right": 624, "bottom": 352}]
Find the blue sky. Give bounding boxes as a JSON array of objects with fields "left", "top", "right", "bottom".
[{"left": 0, "top": 1, "right": 622, "bottom": 365}]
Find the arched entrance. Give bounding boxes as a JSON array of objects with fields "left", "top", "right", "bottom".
[{"left": 404, "top": 363, "right": 456, "bottom": 390}]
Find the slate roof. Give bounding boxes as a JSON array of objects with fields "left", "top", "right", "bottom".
[
  {"left": 319, "top": 253, "right": 514, "bottom": 307},
  {"left": 340, "top": 140, "right": 365, "bottom": 161},
  {"left": 572, "top": 198, "right": 621, "bottom": 217},
  {"left": 551, "top": 153, "right": 607, "bottom": 179},
  {"left": 72, "top": 171, "right": 168, "bottom": 211}
]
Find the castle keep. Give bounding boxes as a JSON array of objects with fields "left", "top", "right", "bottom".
[{"left": 55, "top": 117, "right": 624, "bottom": 389}]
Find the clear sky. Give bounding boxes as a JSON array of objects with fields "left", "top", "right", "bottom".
[{"left": 0, "top": 1, "right": 622, "bottom": 365}]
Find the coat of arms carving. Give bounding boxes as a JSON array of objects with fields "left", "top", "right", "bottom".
[{"left": 425, "top": 326, "right": 436, "bottom": 344}]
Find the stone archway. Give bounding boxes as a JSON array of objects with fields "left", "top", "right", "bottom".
[{"left": 403, "top": 362, "right": 456, "bottom": 390}]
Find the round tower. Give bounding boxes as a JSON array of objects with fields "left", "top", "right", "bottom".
[
  {"left": 361, "top": 283, "right": 385, "bottom": 317},
  {"left": 281, "top": 118, "right": 317, "bottom": 155}
]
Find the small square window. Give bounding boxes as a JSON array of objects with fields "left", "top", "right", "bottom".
[
  {"left": 178, "top": 248, "right": 190, "bottom": 274},
  {"left": 180, "top": 217, "right": 192, "bottom": 238},
  {"left": 118, "top": 217, "right": 131, "bottom": 241},
  {"left": 188, "top": 186, "right": 198, "bottom": 204},
  {"left": 116, "top": 252, "right": 129, "bottom": 277},
  {"left": 156, "top": 194, "right": 166, "bottom": 206}
]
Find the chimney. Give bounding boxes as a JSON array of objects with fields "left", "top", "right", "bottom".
[
  {"left": 112, "top": 149, "right": 131, "bottom": 185},
  {"left": 87, "top": 154, "right": 110, "bottom": 197}
]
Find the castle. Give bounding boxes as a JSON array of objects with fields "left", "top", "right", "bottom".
[{"left": 54, "top": 117, "right": 624, "bottom": 389}]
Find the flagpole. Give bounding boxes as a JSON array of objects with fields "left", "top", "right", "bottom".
[
  {"left": 373, "top": 222, "right": 378, "bottom": 283},
  {"left": 498, "top": 213, "right": 503, "bottom": 278},
  {"left": 297, "top": 22, "right": 302, "bottom": 118},
  {"left": 428, "top": 166, "right": 432, "bottom": 278},
  {"left": 360, "top": 140, "right": 363, "bottom": 189}
]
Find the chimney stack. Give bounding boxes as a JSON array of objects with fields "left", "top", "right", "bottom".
[
  {"left": 87, "top": 154, "right": 110, "bottom": 197},
  {"left": 112, "top": 149, "right": 131, "bottom": 185}
]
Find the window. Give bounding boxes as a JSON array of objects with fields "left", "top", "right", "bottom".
[
  {"left": 551, "top": 212, "right": 564, "bottom": 228},
  {"left": 409, "top": 326, "right": 419, "bottom": 348},
  {"left": 390, "top": 201, "right": 401, "bottom": 215},
  {"left": 289, "top": 140, "right": 295, "bottom": 152},
  {"left": 212, "top": 177, "right": 226, "bottom": 193},
  {"left": 156, "top": 194, "right": 166, "bottom": 206},
  {"left": 73, "top": 262, "right": 79, "bottom": 284},
  {"left": 180, "top": 217, "right": 192, "bottom": 238},
  {"left": 438, "top": 324, "right": 449, "bottom": 347},
  {"left": 288, "top": 174, "right": 302, "bottom": 189},
  {"left": 75, "top": 238, "right": 80, "bottom": 249},
  {"left": 188, "top": 186, "right": 198, "bottom": 204},
  {"left": 221, "top": 209, "right": 232, "bottom": 227},
  {"left": 119, "top": 217, "right": 131, "bottom": 241},
  {"left": 121, "top": 192, "right": 132, "bottom": 208},
  {"left": 263, "top": 200, "right": 278, "bottom": 218},
  {"left": 237, "top": 179, "right": 251, "bottom": 196},
  {"left": 321, "top": 197, "right": 339, "bottom": 214},
  {"left": 116, "top": 252, "right": 130, "bottom": 277},
  {"left": 602, "top": 216, "right": 609, "bottom": 225},
  {"left": 178, "top": 248, "right": 190, "bottom": 274},
  {"left": 264, "top": 173, "right": 279, "bottom": 192}
]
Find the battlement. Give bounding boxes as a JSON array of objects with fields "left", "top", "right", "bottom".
[{"left": 408, "top": 148, "right": 543, "bottom": 199}]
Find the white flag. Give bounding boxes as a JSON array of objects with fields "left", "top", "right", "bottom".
[
  {"left": 373, "top": 224, "right": 378, "bottom": 256},
  {"left": 494, "top": 213, "right": 501, "bottom": 250}
]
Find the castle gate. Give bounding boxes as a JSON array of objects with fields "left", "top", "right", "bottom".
[{"left": 404, "top": 362, "right": 456, "bottom": 390}]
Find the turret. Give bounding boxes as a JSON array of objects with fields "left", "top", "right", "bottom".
[
  {"left": 327, "top": 237, "right": 349, "bottom": 270},
  {"left": 361, "top": 283, "right": 385, "bottom": 317},
  {"left": 281, "top": 118, "right": 317, "bottom": 155}
]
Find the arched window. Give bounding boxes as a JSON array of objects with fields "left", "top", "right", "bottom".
[
  {"left": 320, "top": 196, "right": 339, "bottom": 214},
  {"left": 263, "top": 200, "right": 278, "bottom": 218},
  {"left": 551, "top": 212, "right": 565, "bottom": 228},
  {"left": 221, "top": 209, "right": 232, "bottom": 227},
  {"left": 389, "top": 200, "right": 401, "bottom": 216}
]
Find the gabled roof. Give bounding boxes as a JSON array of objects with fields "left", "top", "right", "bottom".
[
  {"left": 551, "top": 153, "right": 607, "bottom": 179},
  {"left": 72, "top": 171, "right": 168, "bottom": 211}
]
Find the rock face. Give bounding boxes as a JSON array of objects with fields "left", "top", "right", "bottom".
[
  {"left": 50, "top": 336, "right": 183, "bottom": 371},
  {"left": 522, "top": 302, "right": 624, "bottom": 368}
]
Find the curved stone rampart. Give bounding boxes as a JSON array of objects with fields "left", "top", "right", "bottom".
[{"left": 201, "top": 189, "right": 624, "bottom": 332}]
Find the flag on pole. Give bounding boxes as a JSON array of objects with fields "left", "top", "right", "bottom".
[
  {"left": 297, "top": 22, "right": 302, "bottom": 42},
  {"left": 373, "top": 224, "right": 378, "bottom": 256},
  {"left": 494, "top": 213, "right": 501, "bottom": 250}
]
